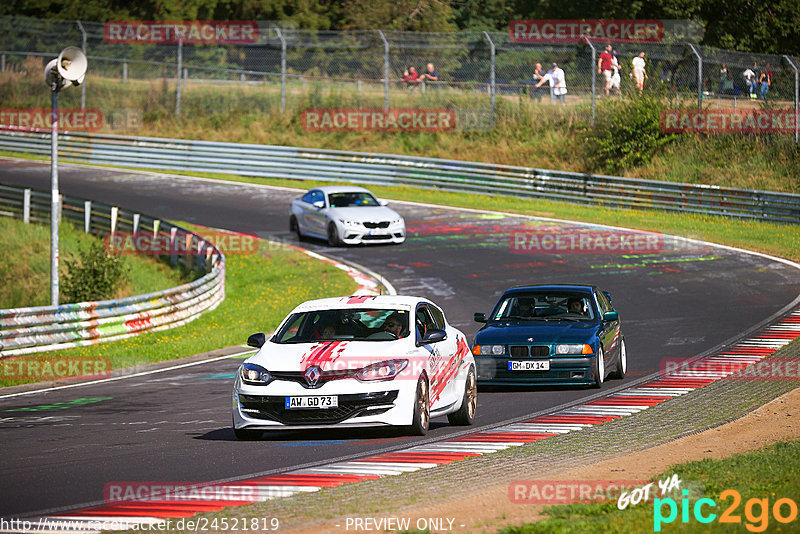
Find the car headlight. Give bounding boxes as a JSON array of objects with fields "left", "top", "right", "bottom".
[
  {"left": 240, "top": 363, "right": 272, "bottom": 385},
  {"left": 355, "top": 359, "right": 408, "bottom": 381},
  {"left": 555, "top": 344, "right": 594, "bottom": 355},
  {"left": 339, "top": 219, "right": 360, "bottom": 228},
  {"left": 472, "top": 344, "right": 505, "bottom": 356}
]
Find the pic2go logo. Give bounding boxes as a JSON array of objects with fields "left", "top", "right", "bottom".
[{"left": 654, "top": 489, "right": 799, "bottom": 532}]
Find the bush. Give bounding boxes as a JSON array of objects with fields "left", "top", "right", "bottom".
[
  {"left": 62, "top": 242, "right": 130, "bottom": 303},
  {"left": 585, "top": 96, "right": 683, "bottom": 174}
]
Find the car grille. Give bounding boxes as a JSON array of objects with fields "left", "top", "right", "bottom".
[
  {"left": 363, "top": 221, "right": 390, "bottom": 229},
  {"left": 361, "top": 234, "right": 392, "bottom": 240},
  {"left": 238, "top": 391, "right": 399, "bottom": 425},
  {"left": 509, "top": 345, "right": 551, "bottom": 358},
  {"left": 270, "top": 370, "right": 355, "bottom": 389}
]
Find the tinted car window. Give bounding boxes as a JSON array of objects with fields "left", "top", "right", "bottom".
[
  {"left": 428, "top": 304, "right": 446, "bottom": 329},
  {"left": 491, "top": 292, "right": 595, "bottom": 320},
  {"left": 310, "top": 190, "right": 325, "bottom": 206},
  {"left": 595, "top": 290, "right": 612, "bottom": 313},
  {"left": 273, "top": 309, "right": 410, "bottom": 343},
  {"left": 328, "top": 192, "right": 380, "bottom": 208}
]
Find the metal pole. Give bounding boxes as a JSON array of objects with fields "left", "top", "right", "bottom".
[
  {"left": 687, "top": 43, "right": 702, "bottom": 109},
  {"left": 176, "top": 38, "right": 182, "bottom": 116},
  {"left": 583, "top": 35, "right": 597, "bottom": 124},
  {"left": 123, "top": 60, "right": 127, "bottom": 83},
  {"left": 783, "top": 55, "right": 799, "bottom": 145},
  {"left": 377, "top": 30, "right": 389, "bottom": 111},
  {"left": 276, "top": 29, "right": 287, "bottom": 114},
  {"left": 483, "top": 31, "right": 495, "bottom": 115},
  {"left": 76, "top": 20, "right": 87, "bottom": 110},
  {"left": 50, "top": 84, "right": 60, "bottom": 306}
]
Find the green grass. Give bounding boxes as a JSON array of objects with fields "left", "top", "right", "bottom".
[
  {"left": 0, "top": 217, "right": 190, "bottom": 309},
  {"left": 0, "top": 238, "right": 357, "bottom": 387},
  {"left": 501, "top": 438, "right": 800, "bottom": 533}
]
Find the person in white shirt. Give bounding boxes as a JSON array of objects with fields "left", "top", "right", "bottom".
[
  {"left": 610, "top": 50, "right": 622, "bottom": 95},
  {"left": 632, "top": 51, "right": 646, "bottom": 92},
  {"left": 535, "top": 62, "right": 567, "bottom": 105}
]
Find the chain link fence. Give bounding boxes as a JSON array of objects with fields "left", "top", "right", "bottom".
[{"left": 0, "top": 16, "right": 797, "bottom": 139}]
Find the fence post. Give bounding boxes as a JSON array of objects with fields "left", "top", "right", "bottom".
[
  {"left": 2, "top": 53, "right": 6, "bottom": 72},
  {"left": 84, "top": 200, "right": 91, "bottom": 232},
  {"left": 377, "top": 30, "right": 389, "bottom": 111},
  {"left": 583, "top": 35, "right": 597, "bottom": 125},
  {"left": 783, "top": 55, "right": 799, "bottom": 145},
  {"left": 110, "top": 206, "right": 118, "bottom": 238},
  {"left": 76, "top": 20, "right": 87, "bottom": 110},
  {"left": 23, "top": 188, "right": 31, "bottom": 223},
  {"left": 122, "top": 60, "right": 127, "bottom": 83},
  {"left": 276, "top": 29, "right": 287, "bottom": 114},
  {"left": 483, "top": 31, "right": 496, "bottom": 115},
  {"left": 687, "top": 43, "right": 703, "bottom": 109},
  {"left": 176, "top": 38, "right": 183, "bottom": 116},
  {"left": 133, "top": 213, "right": 140, "bottom": 234}
]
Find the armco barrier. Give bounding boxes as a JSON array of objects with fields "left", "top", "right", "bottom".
[
  {"left": 0, "top": 184, "right": 225, "bottom": 356},
  {"left": 1, "top": 128, "right": 798, "bottom": 223}
]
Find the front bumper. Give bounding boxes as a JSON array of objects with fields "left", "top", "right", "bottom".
[
  {"left": 338, "top": 222, "right": 406, "bottom": 245},
  {"left": 475, "top": 355, "right": 598, "bottom": 386},
  {"left": 232, "top": 375, "right": 416, "bottom": 430}
]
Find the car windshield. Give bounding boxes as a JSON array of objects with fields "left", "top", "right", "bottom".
[
  {"left": 273, "top": 308, "right": 410, "bottom": 343},
  {"left": 491, "top": 293, "right": 595, "bottom": 321},
  {"left": 328, "top": 192, "right": 380, "bottom": 208}
]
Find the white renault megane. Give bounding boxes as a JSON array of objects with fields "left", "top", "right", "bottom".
[
  {"left": 289, "top": 186, "right": 406, "bottom": 246},
  {"left": 232, "top": 295, "right": 476, "bottom": 439}
]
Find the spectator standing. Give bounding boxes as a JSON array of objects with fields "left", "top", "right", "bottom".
[
  {"left": 419, "top": 62, "right": 440, "bottom": 89},
  {"left": 598, "top": 44, "right": 613, "bottom": 96},
  {"left": 718, "top": 64, "right": 728, "bottom": 94},
  {"left": 531, "top": 62, "right": 547, "bottom": 101},
  {"left": 535, "top": 62, "right": 567, "bottom": 105},
  {"left": 610, "top": 49, "right": 622, "bottom": 96},
  {"left": 760, "top": 63, "right": 772, "bottom": 100},
  {"left": 744, "top": 63, "right": 758, "bottom": 99},
  {"left": 632, "top": 51, "right": 646, "bottom": 92}
]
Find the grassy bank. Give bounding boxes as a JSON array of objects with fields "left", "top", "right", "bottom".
[
  {"left": 502, "top": 438, "right": 800, "bottom": 533},
  {"left": 0, "top": 217, "right": 190, "bottom": 309},
  {"left": 2, "top": 62, "right": 799, "bottom": 194},
  {"left": 0, "top": 236, "right": 357, "bottom": 387}
]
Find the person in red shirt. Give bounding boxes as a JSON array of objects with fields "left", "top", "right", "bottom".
[
  {"left": 597, "top": 44, "right": 613, "bottom": 96},
  {"left": 402, "top": 66, "right": 419, "bottom": 89}
]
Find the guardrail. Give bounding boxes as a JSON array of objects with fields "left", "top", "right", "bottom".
[
  {"left": 1, "top": 128, "right": 799, "bottom": 223},
  {"left": 0, "top": 184, "right": 225, "bottom": 356}
]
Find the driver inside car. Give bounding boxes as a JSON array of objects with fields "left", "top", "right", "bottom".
[{"left": 382, "top": 313, "right": 404, "bottom": 338}]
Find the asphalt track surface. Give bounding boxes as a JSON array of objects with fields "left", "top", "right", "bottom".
[{"left": 1, "top": 158, "right": 799, "bottom": 518}]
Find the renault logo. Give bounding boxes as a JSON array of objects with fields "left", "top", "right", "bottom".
[{"left": 304, "top": 365, "right": 322, "bottom": 387}]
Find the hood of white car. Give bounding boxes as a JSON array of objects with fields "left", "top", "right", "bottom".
[
  {"left": 326, "top": 206, "right": 402, "bottom": 223},
  {"left": 247, "top": 340, "right": 413, "bottom": 372}
]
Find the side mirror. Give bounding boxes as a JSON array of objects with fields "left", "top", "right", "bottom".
[
  {"left": 602, "top": 311, "right": 619, "bottom": 322},
  {"left": 474, "top": 312, "right": 487, "bottom": 323},
  {"left": 378, "top": 198, "right": 389, "bottom": 206},
  {"left": 418, "top": 328, "right": 447, "bottom": 345},
  {"left": 312, "top": 200, "right": 325, "bottom": 209},
  {"left": 247, "top": 332, "right": 266, "bottom": 348}
]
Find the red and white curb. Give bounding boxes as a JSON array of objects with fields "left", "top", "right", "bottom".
[{"left": 22, "top": 309, "right": 800, "bottom": 532}]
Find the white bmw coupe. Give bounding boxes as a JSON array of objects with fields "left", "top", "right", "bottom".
[
  {"left": 289, "top": 186, "right": 405, "bottom": 246},
  {"left": 232, "top": 295, "right": 476, "bottom": 438}
]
